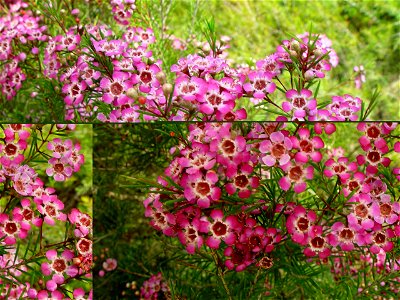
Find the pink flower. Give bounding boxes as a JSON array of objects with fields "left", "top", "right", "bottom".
[
  {"left": 41, "top": 249, "right": 78, "bottom": 291},
  {"left": 282, "top": 89, "right": 317, "bottom": 120},
  {"left": 174, "top": 75, "right": 207, "bottom": 102},
  {"left": 260, "top": 131, "right": 292, "bottom": 166},
  {"left": 243, "top": 71, "right": 276, "bottom": 100},
  {"left": 205, "top": 209, "right": 240, "bottom": 249},
  {"left": 100, "top": 71, "right": 133, "bottom": 106},
  {"left": 46, "top": 157, "right": 73, "bottom": 181},
  {"left": 196, "top": 80, "right": 235, "bottom": 115},
  {"left": 303, "top": 226, "right": 331, "bottom": 259},
  {"left": 102, "top": 258, "right": 118, "bottom": 271},
  {"left": 36, "top": 195, "right": 67, "bottom": 225},
  {"left": 279, "top": 163, "right": 314, "bottom": 193},
  {"left": 286, "top": 206, "right": 317, "bottom": 245},
  {"left": 291, "top": 128, "right": 324, "bottom": 163},
  {"left": 0, "top": 213, "right": 28, "bottom": 245},
  {"left": 182, "top": 170, "right": 221, "bottom": 208}
]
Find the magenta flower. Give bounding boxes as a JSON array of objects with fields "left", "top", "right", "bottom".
[
  {"left": 0, "top": 214, "right": 28, "bottom": 245},
  {"left": 100, "top": 71, "right": 134, "bottom": 106},
  {"left": 46, "top": 157, "right": 73, "bottom": 181},
  {"left": 255, "top": 53, "right": 285, "bottom": 77},
  {"left": 135, "top": 62, "right": 161, "bottom": 93},
  {"left": 260, "top": 131, "right": 292, "bottom": 166},
  {"left": 286, "top": 206, "right": 317, "bottom": 245},
  {"left": 303, "top": 226, "right": 331, "bottom": 259},
  {"left": 174, "top": 75, "right": 207, "bottom": 102},
  {"left": 225, "top": 164, "right": 260, "bottom": 199},
  {"left": 243, "top": 71, "right": 276, "bottom": 100},
  {"left": 12, "top": 198, "right": 43, "bottom": 230},
  {"left": 36, "top": 195, "right": 67, "bottom": 226},
  {"left": 327, "top": 222, "right": 365, "bottom": 251},
  {"left": 0, "top": 140, "right": 27, "bottom": 166},
  {"left": 291, "top": 128, "right": 325, "bottom": 163},
  {"left": 68, "top": 208, "right": 92, "bottom": 237},
  {"left": 41, "top": 249, "right": 78, "bottom": 291},
  {"left": 177, "top": 217, "right": 208, "bottom": 254},
  {"left": 323, "top": 157, "right": 357, "bottom": 183},
  {"left": 197, "top": 80, "right": 235, "bottom": 115},
  {"left": 282, "top": 89, "right": 317, "bottom": 120},
  {"left": 370, "top": 198, "right": 399, "bottom": 225},
  {"left": 182, "top": 170, "right": 221, "bottom": 208},
  {"left": 102, "top": 258, "right": 118, "bottom": 271},
  {"left": 47, "top": 138, "right": 73, "bottom": 158},
  {"left": 224, "top": 245, "right": 254, "bottom": 272},
  {"left": 205, "top": 209, "right": 240, "bottom": 249},
  {"left": 144, "top": 198, "right": 176, "bottom": 237},
  {"left": 279, "top": 163, "right": 314, "bottom": 193},
  {"left": 369, "top": 228, "right": 395, "bottom": 254}
]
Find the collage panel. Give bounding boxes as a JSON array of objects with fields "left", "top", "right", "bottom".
[
  {"left": 0, "top": 124, "right": 93, "bottom": 299},
  {"left": 0, "top": 1, "right": 398, "bottom": 122},
  {"left": 93, "top": 122, "right": 400, "bottom": 299}
]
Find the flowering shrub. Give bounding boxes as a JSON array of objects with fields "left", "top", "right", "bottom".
[
  {"left": 132, "top": 122, "right": 398, "bottom": 298},
  {"left": 0, "top": 0, "right": 398, "bottom": 122},
  {"left": 0, "top": 124, "right": 92, "bottom": 299}
]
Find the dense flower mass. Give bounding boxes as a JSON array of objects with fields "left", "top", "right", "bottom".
[
  {"left": 0, "top": 124, "right": 92, "bottom": 299},
  {"left": 0, "top": 1, "right": 378, "bottom": 123},
  {"left": 143, "top": 122, "right": 399, "bottom": 295}
]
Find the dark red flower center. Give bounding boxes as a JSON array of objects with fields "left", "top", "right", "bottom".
[
  {"left": 380, "top": 204, "right": 391, "bottom": 216},
  {"left": 196, "top": 181, "right": 211, "bottom": 196},
  {"left": 339, "top": 228, "right": 354, "bottom": 240},
  {"left": 5, "top": 222, "right": 18, "bottom": 235},
  {"left": 235, "top": 175, "right": 249, "bottom": 188},
  {"left": 366, "top": 126, "right": 380, "bottom": 139},
  {"left": 54, "top": 163, "right": 64, "bottom": 173},
  {"left": 5, "top": 143, "right": 17, "bottom": 156},
  {"left": 333, "top": 164, "right": 346, "bottom": 173},
  {"left": 367, "top": 151, "right": 380, "bottom": 163},
  {"left": 299, "top": 140, "right": 313, "bottom": 153},
  {"left": 52, "top": 258, "right": 67, "bottom": 273},
  {"left": 293, "top": 97, "right": 306, "bottom": 108},
  {"left": 187, "top": 227, "right": 197, "bottom": 242},
  {"left": 207, "top": 94, "right": 222, "bottom": 106},
  {"left": 45, "top": 204, "right": 57, "bottom": 217},
  {"left": 11, "top": 124, "right": 22, "bottom": 130},
  {"left": 355, "top": 204, "right": 368, "bottom": 218},
  {"left": 77, "top": 239, "right": 92, "bottom": 253},
  {"left": 374, "top": 232, "right": 386, "bottom": 244},
  {"left": 297, "top": 217, "right": 309, "bottom": 231},
  {"left": 110, "top": 82, "right": 124, "bottom": 95},
  {"left": 212, "top": 221, "right": 227, "bottom": 236},
  {"left": 221, "top": 139, "right": 235, "bottom": 155},
  {"left": 310, "top": 236, "right": 325, "bottom": 249},
  {"left": 181, "top": 83, "right": 196, "bottom": 94},
  {"left": 289, "top": 166, "right": 303, "bottom": 181},
  {"left": 140, "top": 71, "right": 152, "bottom": 84},
  {"left": 254, "top": 79, "right": 267, "bottom": 91},
  {"left": 271, "top": 143, "right": 285, "bottom": 158},
  {"left": 23, "top": 208, "right": 33, "bottom": 220}
]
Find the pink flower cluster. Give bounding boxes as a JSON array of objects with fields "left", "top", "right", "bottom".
[
  {"left": 140, "top": 272, "right": 170, "bottom": 300},
  {"left": 0, "top": 124, "right": 92, "bottom": 299},
  {"left": 0, "top": 1, "right": 47, "bottom": 100},
  {"left": 144, "top": 122, "right": 399, "bottom": 274},
  {"left": 0, "top": 0, "right": 368, "bottom": 124},
  {"left": 110, "top": 0, "right": 137, "bottom": 25},
  {"left": 46, "top": 138, "right": 84, "bottom": 181}
]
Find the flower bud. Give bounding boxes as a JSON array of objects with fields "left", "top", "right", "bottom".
[
  {"left": 290, "top": 40, "right": 301, "bottom": 53},
  {"left": 126, "top": 87, "right": 139, "bottom": 100},
  {"left": 138, "top": 96, "right": 146, "bottom": 105},
  {"left": 162, "top": 83, "right": 173, "bottom": 97},
  {"left": 304, "top": 70, "right": 315, "bottom": 81},
  {"left": 155, "top": 71, "right": 166, "bottom": 84},
  {"left": 289, "top": 50, "right": 297, "bottom": 57},
  {"left": 314, "top": 49, "right": 323, "bottom": 58}
]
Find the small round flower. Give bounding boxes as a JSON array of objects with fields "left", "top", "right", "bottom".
[{"left": 103, "top": 258, "right": 118, "bottom": 271}]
